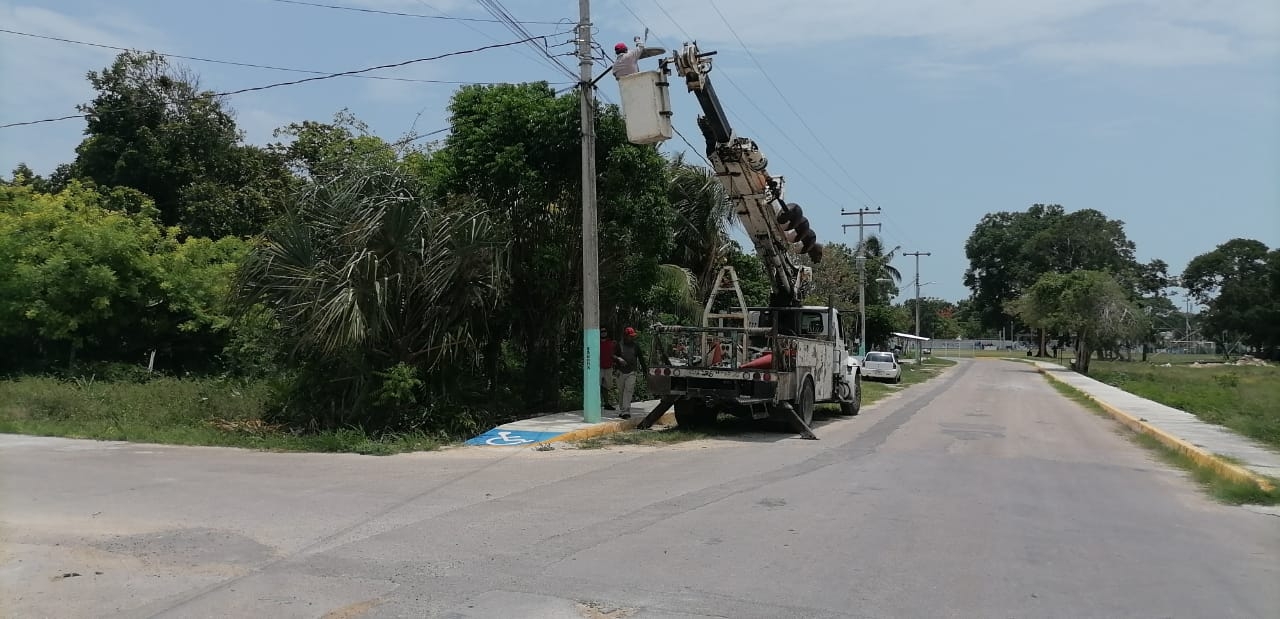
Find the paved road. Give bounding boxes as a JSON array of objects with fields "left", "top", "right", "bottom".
[{"left": 3, "top": 360, "right": 1277, "bottom": 618}]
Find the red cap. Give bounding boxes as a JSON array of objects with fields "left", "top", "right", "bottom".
[
  {"left": 614, "top": 42, "right": 628, "bottom": 53},
  {"left": 624, "top": 327, "right": 637, "bottom": 337}
]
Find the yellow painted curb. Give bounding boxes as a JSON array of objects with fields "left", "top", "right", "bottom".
[
  {"left": 1037, "top": 366, "right": 1276, "bottom": 492},
  {"left": 532, "top": 411, "right": 678, "bottom": 446}
]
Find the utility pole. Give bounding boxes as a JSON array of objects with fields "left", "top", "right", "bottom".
[
  {"left": 904, "top": 251, "right": 931, "bottom": 361},
  {"left": 577, "top": 0, "right": 601, "bottom": 423},
  {"left": 841, "top": 207, "right": 881, "bottom": 358}
]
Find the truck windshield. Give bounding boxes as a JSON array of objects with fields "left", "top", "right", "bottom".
[{"left": 751, "top": 309, "right": 827, "bottom": 336}]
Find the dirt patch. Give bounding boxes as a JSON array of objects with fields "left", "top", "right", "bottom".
[
  {"left": 322, "top": 598, "right": 382, "bottom": 619},
  {"left": 92, "top": 528, "right": 276, "bottom": 565},
  {"left": 577, "top": 601, "right": 638, "bottom": 618}
]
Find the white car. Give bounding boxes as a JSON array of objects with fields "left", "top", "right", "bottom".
[{"left": 862, "top": 351, "right": 902, "bottom": 383}]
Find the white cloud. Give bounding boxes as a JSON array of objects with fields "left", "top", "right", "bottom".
[
  {"left": 0, "top": 3, "right": 173, "bottom": 172},
  {"left": 605, "top": 0, "right": 1280, "bottom": 69}
]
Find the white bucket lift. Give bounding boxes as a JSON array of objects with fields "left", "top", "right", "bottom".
[{"left": 618, "top": 70, "right": 673, "bottom": 145}]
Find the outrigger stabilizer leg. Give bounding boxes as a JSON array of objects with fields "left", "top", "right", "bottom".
[
  {"left": 637, "top": 396, "right": 679, "bottom": 429},
  {"left": 778, "top": 402, "right": 819, "bottom": 440}
]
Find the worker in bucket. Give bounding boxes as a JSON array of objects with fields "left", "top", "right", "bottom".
[
  {"left": 612, "top": 38, "right": 645, "bottom": 80},
  {"left": 612, "top": 327, "right": 648, "bottom": 419}
]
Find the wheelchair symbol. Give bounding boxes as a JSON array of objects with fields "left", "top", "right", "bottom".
[{"left": 485, "top": 431, "right": 535, "bottom": 446}]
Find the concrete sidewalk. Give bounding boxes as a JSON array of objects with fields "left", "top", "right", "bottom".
[
  {"left": 1033, "top": 360, "right": 1280, "bottom": 489},
  {"left": 465, "top": 399, "right": 674, "bottom": 447}
]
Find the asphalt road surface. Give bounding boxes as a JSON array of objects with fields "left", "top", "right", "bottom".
[{"left": 3, "top": 360, "right": 1277, "bottom": 618}]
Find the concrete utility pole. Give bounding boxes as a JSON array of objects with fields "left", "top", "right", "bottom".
[
  {"left": 841, "top": 207, "right": 881, "bottom": 358},
  {"left": 578, "top": 0, "right": 601, "bottom": 423},
  {"left": 904, "top": 251, "right": 931, "bottom": 360}
]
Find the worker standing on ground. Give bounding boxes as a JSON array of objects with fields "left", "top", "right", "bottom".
[
  {"left": 613, "top": 327, "right": 648, "bottom": 419},
  {"left": 612, "top": 38, "right": 645, "bottom": 80}
]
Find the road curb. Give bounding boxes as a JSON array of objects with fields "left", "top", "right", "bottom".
[
  {"left": 531, "top": 411, "right": 678, "bottom": 447},
  {"left": 1036, "top": 366, "right": 1276, "bottom": 492}
]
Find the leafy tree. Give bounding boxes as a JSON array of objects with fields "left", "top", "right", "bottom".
[
  {"left": 802, "top": 242, "right": 860, "bottom": 309},
  {"left": 0, "top": 182, "right": 245, "bottom": 371},
  {"left": 1023, "top": 208, "right": 1136, "bottom": 276},
  {"left": 1012, "top": 270, "right": 1149, "bottom": 374},
  {"left": 1182, "top": 239, "right": 1278, "bottom": 358},
  {"left": 964, "top": 204, "right": 1148, "bottom": 355},
  {"left": 71, "top": 51, "right": 293, "bottom": 237},
  {"left": 902, "top": 297, "right": 962, "bottom": 340},
  {"left": 798, "top": 237, "right": 905, "bottom": 350},
  {"left": 4, "top": 164, "right": 55, "bottom": 193},
  {"left": 425, "top": 82, "right": 673, "bottom": 410},
  {"left": 724, "top": 244, "right": 770, "bottom": 307},
  {"left": 271, "top": 110, "right": 401, "bottom": 179},
  {"left": 865, "top": 304, "right": 910, "bottom": 351}
]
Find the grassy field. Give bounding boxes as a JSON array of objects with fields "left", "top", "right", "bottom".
[
  {"left": 1088, "top": 360, "right": 1280, "bottom": 451},
  {"left": 1043, "top": 375, "right": 1280, "bottom": 505},
  {"left": 577, "top": 357, "right": 958, "bottom": 448},
  {"left": 0, "top": 375, "right": 442, "bottom": 455}
]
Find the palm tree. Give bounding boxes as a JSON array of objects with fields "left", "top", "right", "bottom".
[
  {"left": 859, "top": 235, "right": 903, "bottom": 283},
  {"left": 665, "top": 153, "right": 736, "bottom": 297},
  {"left": 234, "top": 163, "right": 508, "bottom": 429}
]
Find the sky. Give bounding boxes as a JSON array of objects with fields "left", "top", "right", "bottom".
[{"left": 2, "top": 0, "right": 1278, "bottom": 306}]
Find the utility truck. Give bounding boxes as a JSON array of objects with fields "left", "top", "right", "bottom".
[{"left": 621, "top": 43, "right": 862, "bottom": 438}]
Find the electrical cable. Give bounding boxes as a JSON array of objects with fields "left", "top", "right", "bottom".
[
  {"left": 1, "top": 35, "right": 553, "bottom": 129},
  {"left": 0, "top": 28, "right": 571, "bottom": 86},
  {"left": 625, "top": 0, "right": 847, "bottom": 208},
  {"left": 475, "top": 0, "right": 578, "bottom": 81},
  {"left": 705, "top": 0, "right": 886, "bottom": 212},
  {"left": 269, "top": 0, "right": 578, "bottom": 80},
  {"left": 265, "top": 0, "right": 562, "bottom": 24}
]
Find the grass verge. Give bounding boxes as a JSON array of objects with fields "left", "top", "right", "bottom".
[
  {"left": 1088, "top": 360, "right": 1280, "bottom": 451},
  {"left": 579, "top": 357, "right": 959, "bottom": 449},
  {"left": 1042, "top": 374, "right": 1280, "bottom": 506},
  {"left": 0, "top": 375, "right": 444, "bottom": 455}
]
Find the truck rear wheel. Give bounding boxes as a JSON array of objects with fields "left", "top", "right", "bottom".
[
  {"left": 795, "top": 378, "right": 815, "bottom": 426},
  {"left": 674, "top": 399, "right": 717, "bottom": 429}
]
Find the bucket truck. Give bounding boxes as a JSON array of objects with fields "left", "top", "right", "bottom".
[{"left": 620, "top": 43, "right": 862, "bottom": 438}]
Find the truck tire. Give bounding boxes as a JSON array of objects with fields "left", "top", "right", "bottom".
[
  {"left": 796, "top": 378, "right": 815, "bottom": 426},
  {"left": 674, "top": 399, "right": 717, "bottom": 429},
  {"left": 838, "top": 374, "right": 862, "bottom": 416}
]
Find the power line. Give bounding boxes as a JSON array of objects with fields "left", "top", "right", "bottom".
[
  {"left": 389, "top": 126, "right": 451, "bottom": 147},
  {"left": 701, "top": 0, "right": 870, "bottom": 200},
  {"left": 403, "top": 0, "right": 578, "bottom": 81},
  {"left": 631, "top": 0, "right": 847, "bottom": 208},
  {"left": 268, "top": 0, "right": 578, "bottom": 80},
  {"left": 705, "top": 0, "right": 877, "bottom": 205},
  {"left": 265, "top": 0, "right": 563, "bottom": 24},
  {"left": 0, "top": 28, "right": 570, "bottom": 86},
  {"left": 650, "top": 0, "right": 696, "bottom": 43},
  {"left": 475, "top": 0, "right": 578, "bottom": 80},
  {"left": 0, "top": 35, "right": 553, "bottom": 129},
  {"left": 696, "top": 1, "right": 926, "bottom": 251}
]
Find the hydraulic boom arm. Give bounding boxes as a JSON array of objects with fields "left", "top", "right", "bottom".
[{"left": 662, "top": 43, "right": 824, "bottom": 307}]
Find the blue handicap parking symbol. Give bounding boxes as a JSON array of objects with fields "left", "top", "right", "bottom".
[{"left": 465, "top": 428, "right": 564, "bottom": 446}]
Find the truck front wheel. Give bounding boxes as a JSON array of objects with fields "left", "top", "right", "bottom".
[
  {"left": 838, "top": 374, "right": 862, "bottom": 416},
  {"left": 674, "top": 399, "right": 717, "bottom": 429}
]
